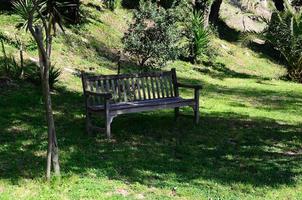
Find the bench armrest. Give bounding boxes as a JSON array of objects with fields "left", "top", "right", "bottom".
[
  {"left": 85, "top": 91, "right": 113, "bottom": 100},
  {"left": 177, "top": 83, "right": 203, "bottom": 90}
]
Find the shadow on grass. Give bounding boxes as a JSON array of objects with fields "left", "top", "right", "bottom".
[
  {"left": 0, "top": 80, "right": 301, "bottom": 189},
  {"left": 247, "top": 41, "right": 287, "bottom": 66},
  {"left": 194, "top": 61, "right": 271, "bottom": 81}
]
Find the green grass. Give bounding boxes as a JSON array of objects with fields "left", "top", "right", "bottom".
[{"left": 1, "top": 4, "right": 302, "bottom": 200}]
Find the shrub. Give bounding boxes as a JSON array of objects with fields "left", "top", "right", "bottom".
[
  {"left": 0, "top": 55, "right": 22, "bottom": 79},
  {"left": 122, "top": 1, "right": 180, "bottom": 67},
  {"left": 0, "top": 40, "right": 23, "bottom": 79},
  {"left": 265, "top": 11, "right": 302, "bottom": 82},
  {"left": 24, "top": 62, "right": 61, "bottom": 89}
]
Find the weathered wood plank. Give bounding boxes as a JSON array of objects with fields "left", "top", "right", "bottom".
[
  {"left": 150, "top": 77, "right": 156, "bottom": 99},
  {"left": 121, "top": 79, "right": 127, "bottom": 102},
  {"left": 111, "top": 79, "right": 117, "bottom": 102},
  {"left": 168, "top": 75, "right": 174, "bottom": 97},
  {"left": 159, "top": 76, "right": 165, "bottom": 98},
  {"left": 155, "top": 77, "right": 160, "bottom": 98},
  {"left": 141, "top": 77, "right": 146, "bottom": 100},
  {"left": 146, "top": 77, "right": 151, "bottom": 99},
  {"left": 131, "top": 78, "right": 137, "bottom": 100},
  {"left": 163, "top": 76, "right": 170, "bottom": 98},
  {"left": 136, "top": 77, "right": 142, "bottom": 100}
]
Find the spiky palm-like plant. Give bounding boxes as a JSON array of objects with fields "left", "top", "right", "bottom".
[{"left": 13, "top": 0, "right": 69, "bottom": 180}]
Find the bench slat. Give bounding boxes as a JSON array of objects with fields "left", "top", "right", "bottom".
[
  {"left": 155, "top": 77, "right": 160, "bottom": 98},
  {"left": 136, "top": 77, "right": 142, "bottom": 100},
  {"left": 159, "top": 76, "right": 165, "bottom": 98},
  {"left": 131, "top": 78, "right": 137, "bottom": 101},
  {"left": 146, "top": 77, "right": 151, "bottom": 99},
  {"left": 150, "top": 77, "right": 156, "bottom": 99},
  {"left": 141, "top": 77, "right": 146, "bottom": 100}
]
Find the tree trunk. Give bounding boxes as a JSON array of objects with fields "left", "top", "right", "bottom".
[
  {"left": 35, "top": 26, "right": 60, "bottom": 180},
  {"left": 209, "top": 0, "right": 222, "bottom": 25}
]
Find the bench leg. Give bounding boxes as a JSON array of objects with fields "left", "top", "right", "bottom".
[
  {"left": 194, "top": 89, "right": 200, "bottom": 124},
  {"left": 174, "top": 107, "right": 179, "bottom": 120},
  {"left": 105, "top": 117, "right": 111, "bottom": 139},
  {"left": 194, "top": 107, "right": 200, "bottom": 124},
  {"left": 105, "top": 115, "right": 115, "bottom": 139},
  {"left": 86, "top": 111, "right": 92, "bottom": 135}
]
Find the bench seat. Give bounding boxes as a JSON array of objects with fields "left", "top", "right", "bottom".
[{"left": 88, "top": 97, "right": 195, "bottom": 113}]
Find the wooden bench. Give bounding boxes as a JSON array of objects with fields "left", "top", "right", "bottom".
[{"left": 81, "top": 68, "right": 202, "bottom": 138}]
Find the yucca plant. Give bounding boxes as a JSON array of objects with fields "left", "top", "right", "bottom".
[
  {"left": 266, "top": 10, "right": 302, "bottom": 82},
  {"left": 241, "top": 4, "right": 302, "bottom": 82},
  {"left": 0, "top": 40, "right": 23, "bottom": 79},
  {"left": 185, "top": 11, "right": 210, "bottom": 63},
  {"left": 24, "top": 61, "right": 61, "bottom": 89},
  {"left": 12, "top": 0, "right": 73, "bottom": 180}
]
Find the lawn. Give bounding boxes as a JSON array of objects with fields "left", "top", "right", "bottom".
[{"left": 1, "top": 4, "right": 302, "bottom": 200}]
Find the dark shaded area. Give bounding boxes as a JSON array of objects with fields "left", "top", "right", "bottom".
[
  {"left": 0, "top": 79, "right": 301, "bottom": 188},
  {"left": 216, "top": 19, "right": 241, "bottom": 42},
  {"left": 272, "top": 0, "right": 285, "bottom": 11},
  {"left": 194, "top": 60, "right": 270, "bottom": 81},
  {"left": 247, "top": 41, "right": 287, "bottom": 66},
  {"left": 0, "top": 0, "right": 13, "bottom": 10},
  {"left": 121, "top": 0, "right": 140, "bottom": 9}
]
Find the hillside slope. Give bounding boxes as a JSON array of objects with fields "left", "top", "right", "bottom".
[{"left": 1, "top": 3, "right": 302, "bottom": 200}]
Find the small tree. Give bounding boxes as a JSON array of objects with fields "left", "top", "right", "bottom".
[
  {"left": 13, "top": 0, "right": 64, "bottom": 180},
  {"left": 122, "top": 0, "right": 179, "bottom": 67}
]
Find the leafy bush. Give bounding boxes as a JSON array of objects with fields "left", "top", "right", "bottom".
[
  {"left": 0, "top": 56, "right": 23, "bottom": 79},
  {"left": 0, "top": 40, "right": 23, "bottom": 79},
  {"left": 24, "top": 62, "right": 61, "bottom": 89},
  {"left": 265, "top": 11, "right": 302, "bottom": 82},
  {"left": 122, "top": 1, "right": 180, "bottom": 67}
]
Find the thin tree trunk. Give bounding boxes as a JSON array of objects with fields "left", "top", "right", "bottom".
[{"left": 35, "top": 26, "right": 60, "bottom": 180}]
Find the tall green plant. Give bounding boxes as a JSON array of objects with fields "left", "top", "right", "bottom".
[
  {"left": 190, "top": 11, "right": 209, "bottom": 63},
  {"left": 13, "top": 0, "right": 67, "bottom": 180},
  {"left": 266, "top": 10, "right": 302, "bottom": 82}
]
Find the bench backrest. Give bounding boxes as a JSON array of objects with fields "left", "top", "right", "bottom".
[{"left": 82, "top": 69, "right": 178, "bottom": 104}]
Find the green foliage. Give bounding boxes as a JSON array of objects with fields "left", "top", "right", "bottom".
[
  {"left": 121, "top": 0, "right": 176, "bottom": 9},
  {"left": 265, "top": 10, "right": 302, "bottom": 82},
  {"left": 24, "top": 62, "right": 61, "bottom": 89},
  {"left": 190, "top": 11, "right": 210, "bottom": 63},
  {"left": 122, "top": 1, "right": 180, "bottom": 67},
  {"left": 13, "top": 0, "right": 81, "bottom": 26},
  {"left": 12, "top": 0, "right": 39, "bottom": 30},
  {"left": 173, "top": 1, "right": 210, "bottom": 63},
  {"left": 104, "top": 0, "right": 117, "bottom": 11},
  {"left": 0, "top": 40, "right": 23, "bottom": 79}
]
